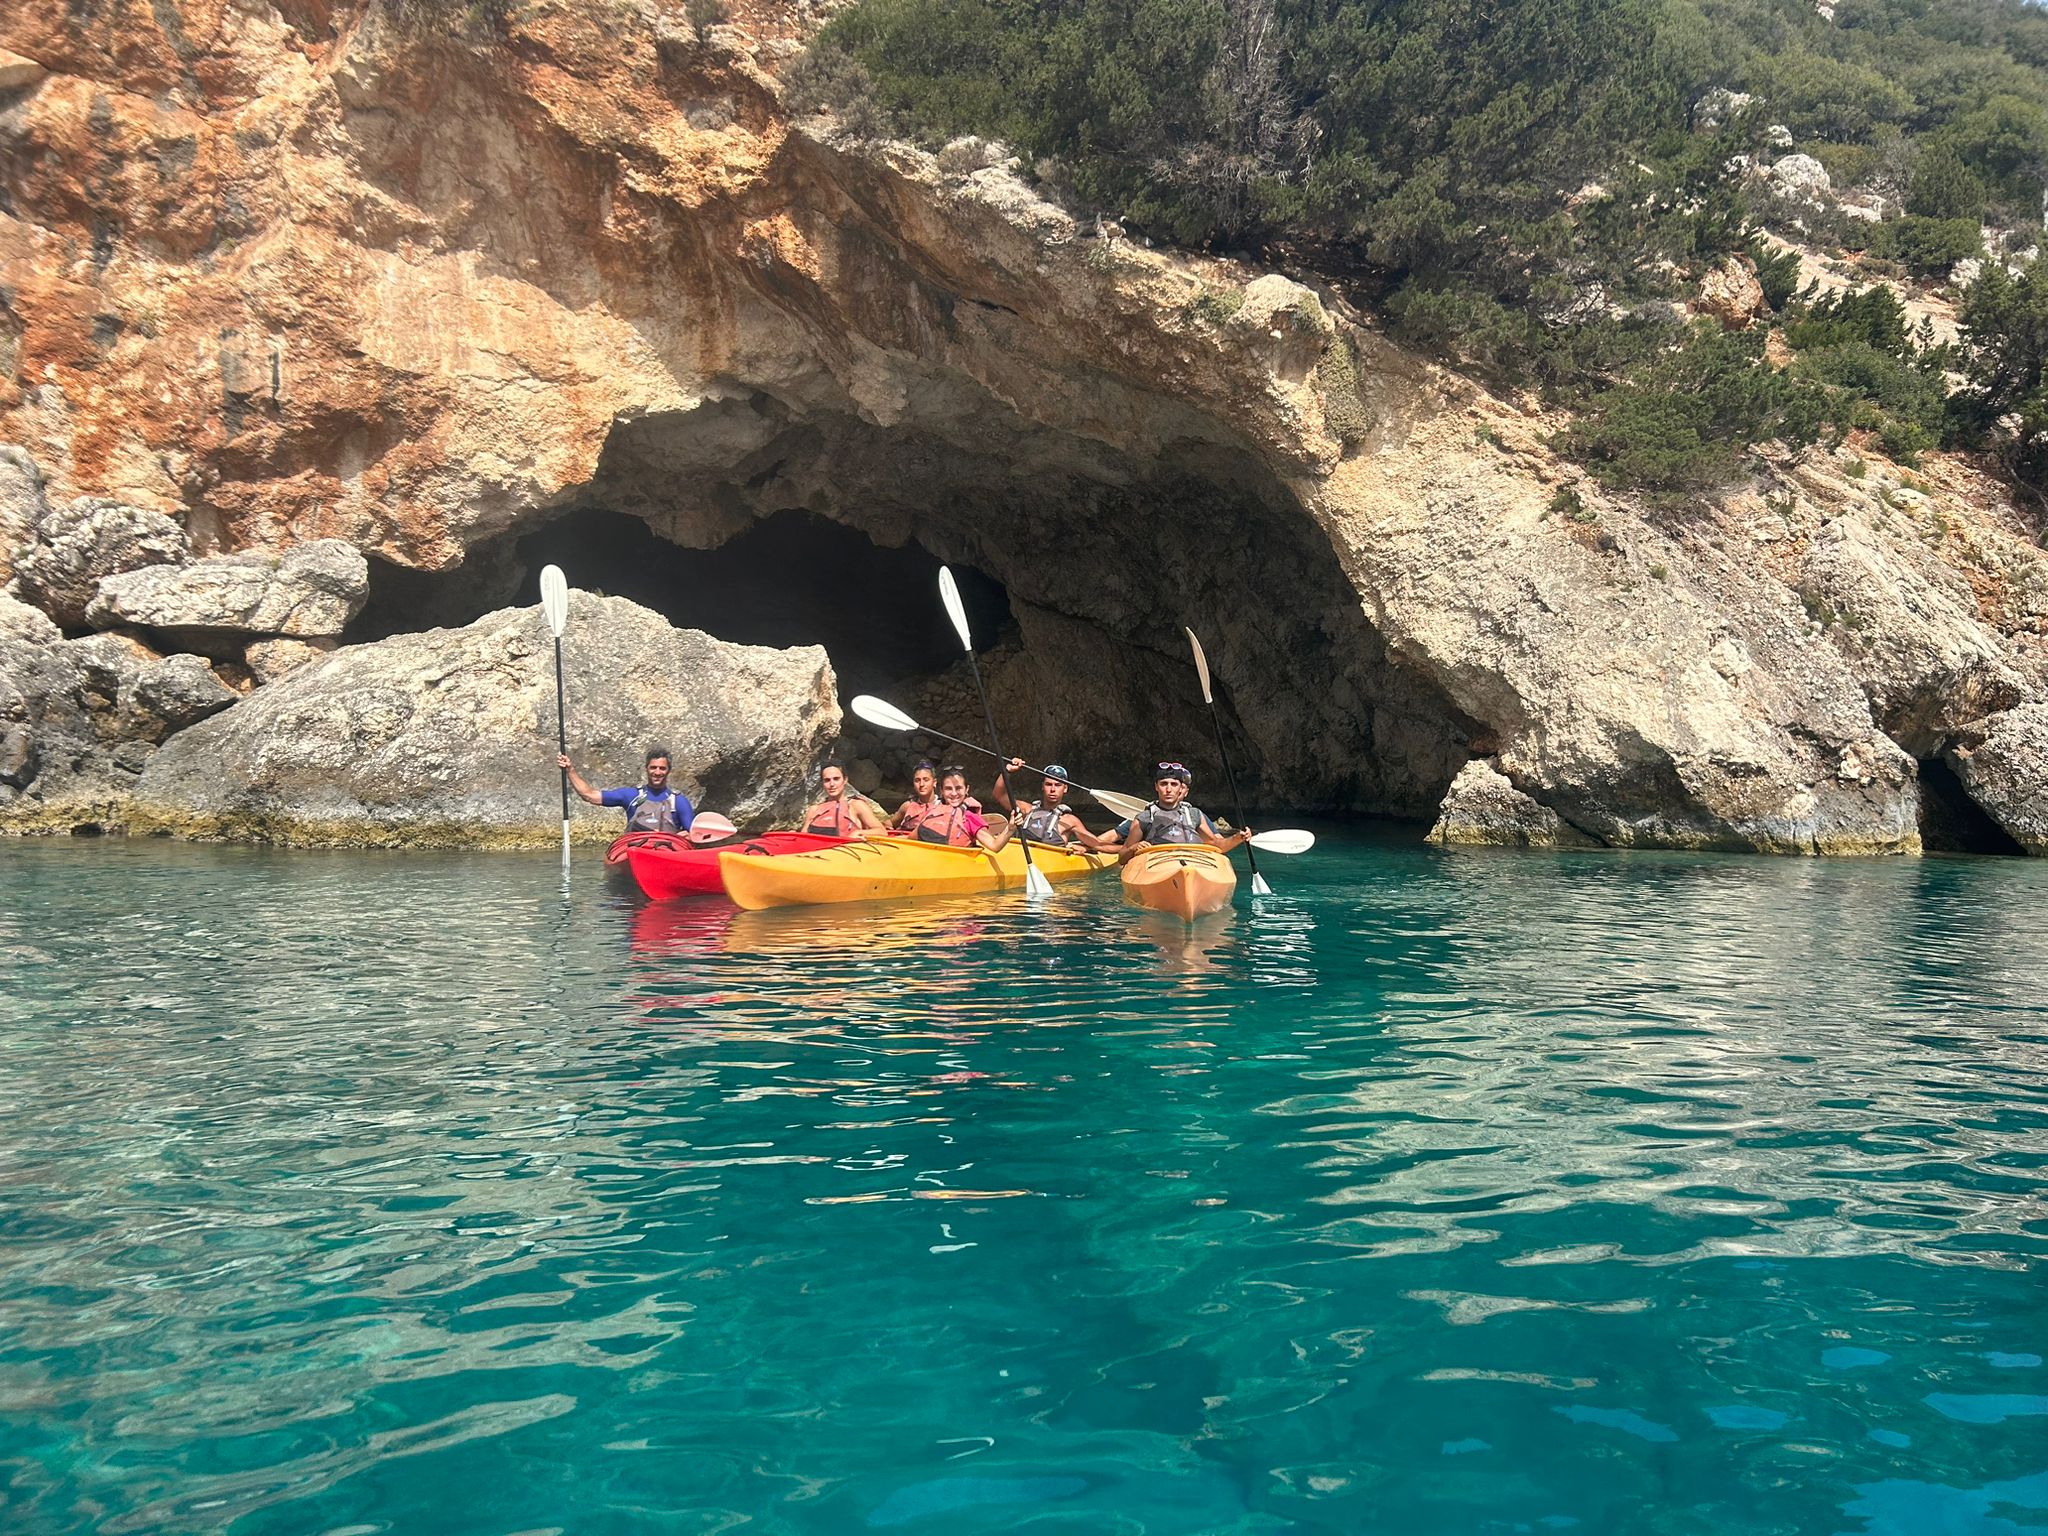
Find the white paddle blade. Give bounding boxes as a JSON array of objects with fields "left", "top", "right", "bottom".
[
  {"left": 687, "top": 812, "right": 738, "bottom": 845},
  {"left": 540, "top": 565, "right": 570, "bottom": 638},
  {"left": 1251, "top": 871, "right": 1274, "bottom": 896},
  {"left": 1249, "top": 829, "right": 1316, "bottom": 854},
  {"left": 1025, "top": 862, "right": 1053, "bottom": 899},
  {"left": 850, "top": 694, "right": 920, "bottom": 732},
  {"left": 1090, "top": 787, "right": 1150, "bottom": 819},
  {"left": 561, "top": 821, "right": 571, "bottom": 868},
  {"left": 938, "top": 566, "right": 973, "bottom": 653},
  {"left": 1185, "top": 626, "right": 1214, "bottom": 704}
]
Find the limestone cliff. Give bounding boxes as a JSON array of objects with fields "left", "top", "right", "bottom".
[{"left": 1, "top": 0, "right": 2042, "bottom": 851}]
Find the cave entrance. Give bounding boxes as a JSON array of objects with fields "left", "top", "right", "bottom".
[{"left": 513, "top": 509, "right": 1010, "bottom": 701}]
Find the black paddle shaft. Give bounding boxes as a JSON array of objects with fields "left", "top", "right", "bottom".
[
  {"left": 553, "top": 635, "right": 569, "bottom": 824},
  {"left": 1203, "top": 693, "right": 1263, "bottom": 885},
  {"left": 961, "top": 648, "right": 1038, "bottom": 869}
]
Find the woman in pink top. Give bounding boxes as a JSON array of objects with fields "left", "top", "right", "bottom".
[{"left": 914, "top": 766, "right": 1019, "bottom": 851}]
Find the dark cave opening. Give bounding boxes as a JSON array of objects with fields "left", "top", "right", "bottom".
[
  {"left": 350, "top": 509, "right": 1013, "bottom": 702},
  {"left": 514, "top": 510, "right": 1012, "bottom": 699},
  {"left": 1916, "top": 755, "right": 2024, "bottom": 856}
]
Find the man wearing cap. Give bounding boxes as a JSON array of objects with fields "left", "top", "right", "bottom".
[
  {"left": 992, "top": 757, "right": 1106, "bottom": 849},
  {"left": 1096, "top": 760, "right": 1252, "bottom": 861}
]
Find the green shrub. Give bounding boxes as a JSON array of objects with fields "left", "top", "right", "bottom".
[
  {"left": 1871, "top": 217, "right": 1984, "bottom": 277},
  {"left": 1559, "top": 326, "right": 1831, "bottom": 493},
  {"left": 1906, "top": 145, "right": 1986, "bottom": 223}
]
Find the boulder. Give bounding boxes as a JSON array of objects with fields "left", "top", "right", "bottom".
[
  {"left": 1426, "top": 759, "right": 1601, "bottom": 849},
  {"left": 87, "top": 539, "right": 368, "bottom": 648},
  {"left": 1696, "top": 255, "right": 1767, "bottom": 330},
  {"left": 14, "top": 497, "right": 190, "bottom": 627},
  {"left": 0, "top": 633, "right": 237, "bottom": 829},
  {"left": 1946, "top": 700, "right": 2048, "bottom": 854},
  {"left": 134, "top": 593, "right": 840, "bottom": 847},
  {"left": 1768, "top": 154, "right": 1831, "bottom": 201},
  {"left": 0, "top": 446, "right": 48, "bottom": 586},
  {"left": 244, "top": 636, "right": 337, "bottom": 684}
]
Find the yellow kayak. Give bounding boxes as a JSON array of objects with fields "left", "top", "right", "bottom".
[
  {"left": 1120, "top": 845, "right": 1237, "bottom": 921},
  {"left": 720, "top": 835, "right": 1114, "bottom": 909}
]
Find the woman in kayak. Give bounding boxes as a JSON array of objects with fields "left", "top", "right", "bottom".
[
  {"left": 802, "top": 762, "right": 890, "bottom": 837},
  {"left": 1096, "top": 761, "right": 1251, "bottom": 861},
  {"left": 890, "top": 760, "right": 942, "bottom": 835},
  {"left": 915, "top": 766, "right": 1021, "bottom": 851}
]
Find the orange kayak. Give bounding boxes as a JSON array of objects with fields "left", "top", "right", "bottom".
[{"left": 1120, "top": 845, "right": 1236, "bottom": 920}]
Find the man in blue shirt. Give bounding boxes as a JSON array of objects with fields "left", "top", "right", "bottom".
[{"left": 557, "top": 746, "right": 695, "bottom": 834}]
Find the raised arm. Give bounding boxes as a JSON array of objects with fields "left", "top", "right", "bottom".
[
  {"left": 556, "top": 753, "right": 606, "bottom": 806},
  {"left": 990, "top": 758, "right": 1025, "bottom": 813}
]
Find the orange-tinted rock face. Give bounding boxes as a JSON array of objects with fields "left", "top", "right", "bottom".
[{"left": 1, "top": 1, "right": 804, "bottom": 562}]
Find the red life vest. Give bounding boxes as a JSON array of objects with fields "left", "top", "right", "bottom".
[
  {"left": 915, "top": 805, "right": 978, "bottom": 846},
  {"left": 805, "top": 798, "right": 857, "bottom": 837}
]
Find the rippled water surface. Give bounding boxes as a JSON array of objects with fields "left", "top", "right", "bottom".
[{"left": 3, "top": 835, "right": 2046, "bottom": 1534}]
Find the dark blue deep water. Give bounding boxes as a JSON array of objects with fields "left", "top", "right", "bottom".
[{"left": 2, "top": 835, "right": 2044, "bottom": 1534}]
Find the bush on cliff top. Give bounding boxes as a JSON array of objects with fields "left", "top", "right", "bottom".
[{"left": 800, "top": 0, "right": 2048, "bottom": 501}]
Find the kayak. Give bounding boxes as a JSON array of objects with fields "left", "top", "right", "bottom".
[
  {"left": 626, "top": 831, "right": 846, "bottom": 900},
  {"left": 721, "top": 836, "right": 1113, "bottom": 910},
  {"left": 1120, "top": 845, "right": 1237, "bottom": 920},
  {"left": 604, "top": 830, "right": 687, "bottom": 892}
]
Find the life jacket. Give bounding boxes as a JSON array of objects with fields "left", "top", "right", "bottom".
[
  {"left": 1135, "top": 801, "right": 1206, "bottom": 845},
  {"left": 895, "top": 797, "right": 940, "bottom": 835},
  {"left": 805, "top": 798, "right": 857, "bottom": 837},
  {"left": 1020, "top": 803, "right": 1071, "bottom": 844},
  {"left": 915, "top": 805, "right": 975, "bottom": 846},
  {"left": 624, "top": 787, "right": 690, "bottom": 834}
]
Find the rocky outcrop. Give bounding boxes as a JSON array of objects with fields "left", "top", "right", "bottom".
[
  {"left": 0, "top": 631, "right": 236, "bottom": 826},
  {"left": 1426, "top": 760, "right": 1600, "bottom": 849},
  {"left": 1696, "top": 255, "right": 1766, "bottom": 330},
  {"left": 0, "top": 1, "right": 2039, "bottom": 854},
  {"left": 1946, "top": 701, "right": 2048, "bottom": 854},
  {"left": 13, "top": 497, "right": 191, "bottom": 628},
  {"left": 133, "top": 594, "right": 839, "bottom": 847},
  {"left": 85, "top": 539, "right": 368, "bottom": 651}
]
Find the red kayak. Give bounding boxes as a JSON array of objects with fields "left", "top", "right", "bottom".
[
  {"left": 604, "top": 830, "right": 686, "bottom": 892},
  {"left": 625, "top": 831, "right": 847, "bottom": 900}
]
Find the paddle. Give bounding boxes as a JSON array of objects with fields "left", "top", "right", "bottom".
[
  {"left": 849, "top": 694, "right": 1149, "bottom": 821},
  {"left": 540, "top": 564, "right": 571, "bottom": 869},
  {"left": 939, "top": 568, "right": 1052, "bottom": 898},
  {"left": 1186, "top": 627, "right": 1271, "bottom": 896}
]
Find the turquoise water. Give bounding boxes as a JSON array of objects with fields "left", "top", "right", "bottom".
[{"left": 2, "top": 835, "right": 2045, "bottom": 1535}]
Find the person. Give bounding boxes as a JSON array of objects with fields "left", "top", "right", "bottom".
[
  {"left": 890, "top": 760, "right": 943, "bottom": 836},
  {"left": 913, "top": 765, "right": 1020, "bottom": 851},
  {"left": 559, "top": 746, "right": 695, "bottom": 833},
  {"left": 802, "top": 761, "right": 890, "bottom": 837},
  {"left": 1095, "top": 761, "right": 1251, "bottom": 860},
  {"left": 992, "top": 757, "right": 1105, "bottom": 849}
]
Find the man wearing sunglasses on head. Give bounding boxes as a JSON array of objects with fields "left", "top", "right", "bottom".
[{"left": 1095, "top": 761, "right": 1253, "bottom": 861}]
